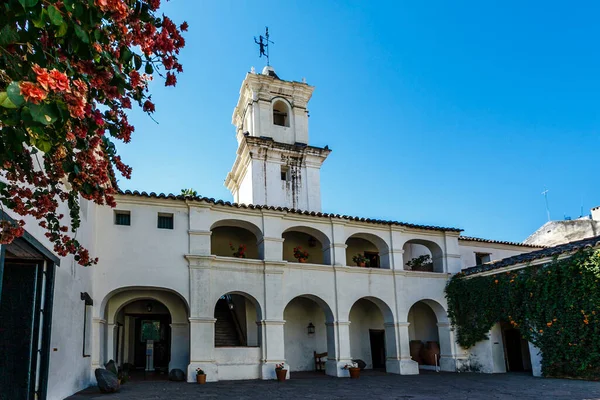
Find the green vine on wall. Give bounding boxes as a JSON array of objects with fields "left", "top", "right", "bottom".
[{"left": 445, "top": 249, "right": 600, "bottom": 379}]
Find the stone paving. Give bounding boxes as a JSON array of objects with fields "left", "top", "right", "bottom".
[{"left": 67, "top": 371, "right": 600, "bottom": 400}]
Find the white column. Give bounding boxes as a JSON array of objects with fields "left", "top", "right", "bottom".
[
  {"left": 383, "top": 322, "right": 402, "bottom": 374},
  {"left": 325, "top": 321, "right": 352, "bottom": 377},
  {"left": 437, "top": 322, "right": 458, "bottom": 372},
  {"left": 92, "top": 318, "right": 106, "bottom": 372},
  {"left": 123, "top": 317, "right": 131, "bottom": 364},
  {"left": 106, "top": 323, "right": 116, "bottom": 364},
  {"left": 528, "top": 342, "right": 543, "bottom": 377},
  {"left": 170, "top": 322, "right": 190, "bottom": 372},
  {"left": 259, "top": 237, "right": 284, "bottom": 262},
  {"left": 259, "top": 320, "right": 288, "bottom": 379},
  {"left": 397, "top": 322, "right": 419, "bottom": 374},
  {"left": 187, "top": 317, "right": 217, "bottom": 382}
]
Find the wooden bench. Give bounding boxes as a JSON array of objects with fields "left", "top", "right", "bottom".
[{"left": 314, "top": 351, "right": 327, "bottom": 372}]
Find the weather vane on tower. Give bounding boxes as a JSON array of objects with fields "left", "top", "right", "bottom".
[{"left": 254, "top": 27, "right": 274, "bottom": 66}]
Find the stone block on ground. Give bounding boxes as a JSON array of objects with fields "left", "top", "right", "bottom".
[
  {"left": 95, "top": 368, "right": 120, "bottom": 393},
  {"left": 169, "top": 369, "right": 186, "bottom": 381},
  {"left": 105, "top": 360, "right": 118, "bottom": 376}
]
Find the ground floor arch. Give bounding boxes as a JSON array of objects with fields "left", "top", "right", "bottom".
[
  {"left": 348, "top": 297, "right": 398, "bottom": 371},
  {"left": 283, "top": 295, "right": 335, "bottom": 373},
  {"left": 211, "top": 291, "right": 264, "bottom": 380},
  {"left": 101, "top": 288, "right": 189, "bottom": 375},
  {"left": 405, "top": 299, "right": 455, "bottom": 372}
]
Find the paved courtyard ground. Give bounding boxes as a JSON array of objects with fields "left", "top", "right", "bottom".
[{"left": 68, "top": 371, "right": 600, "bottom": 400}]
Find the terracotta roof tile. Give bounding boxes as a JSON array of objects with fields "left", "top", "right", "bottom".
[
  {"left": 458, "top": 236, "right": 542, "bottom": 249},
  {"left": 117, "top": 190, "right": 463, "bottom": 232},
  {"left": 462, "top": 235, "right": 600, "bottom": 276}
]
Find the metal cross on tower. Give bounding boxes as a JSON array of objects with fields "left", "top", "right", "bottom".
[{"left": 254, "top": 27, "right": 274, "bottom": 65}]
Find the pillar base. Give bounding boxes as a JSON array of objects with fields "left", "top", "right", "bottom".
[
  {"left": 187, "top": 362, "right": 217, "bottom": 382},
  {"left": 325, "top": 360, "right": 351, "bottom": 377},
  {"left": 261, "top": 362, "right": 289, "bottom": 380},
  {"left": 440, "top": 356, "right": 458, "bottom": 372},
  {"left": 396, "top": 359, "right": 419, "bottom": 375}
]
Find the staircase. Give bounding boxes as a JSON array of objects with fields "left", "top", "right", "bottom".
[{"left": 214, "top": 299, "right": 242, "bottom": 347}]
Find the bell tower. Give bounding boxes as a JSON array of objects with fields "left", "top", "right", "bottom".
[{"left": 225, "top": 66, "right": 331, "bottom": 211}]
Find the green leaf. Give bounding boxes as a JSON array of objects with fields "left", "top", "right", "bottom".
[
  {"left": 56, "top": 22, "right": 68, "bottom": 37},
  {"left": 0, "top": 92, "right": 17, "bottom": 109},
  {"left": 48, "top": 5, "right": 64, "bottom": 26},
  {"left": 134, "top": 54, "right": 142, "bottom": 70},
  {"left": 74, "top": 24, "right": 89, "bottom": 44},
  {"left": 7, "top": 82, "right": 24, "bottom": 107},
  {"left": 18, "top": 0, "right": 38, "bottom": 9},
  {"left": 36, "top": 139, "right": 52, "bottom": 153},
  {"left": 145, "top": 62, "right": 153, "bottom": 74},
  {"left": 29, "top": 103, "right": 58, "bottom": 126},
  {"left": 120, "top": 46, "right": 133, "bottom": 63},
  {"left": 0, "top": 25, "right": 19, "bottom": 46},
  {"left": 32, "top": 9, "right": 48, "bottom": 28}
]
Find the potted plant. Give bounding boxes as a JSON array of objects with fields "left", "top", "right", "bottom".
[
  {"left": 196, "top": 368, "right": 206, "bottom": 384},
  {"left": 229, "top": 242, "right": 247, "bottom": 258},
  {"left": 293, "top": 246, "right": 309, "bottom": 263},
  {"left": 275, "top": 363, "right": 287, "bottom": 382},
  {"left": 405, "top": 254, "right": 433, "bottom": 272},
  {"left": 352, "top": 253, "right": 369, "bottom": 267},
  {"left": 343, "top": 362, "right": 360, "bottom": 379}
]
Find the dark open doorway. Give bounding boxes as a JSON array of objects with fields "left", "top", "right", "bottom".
[
  {"left": 0, "top": 219, "right": 59, "bottom": 400},
  {"left": 502, "top": 324, "right": 532, "bottom": 373},
  {"left": 369, "top": 329, "right": 386, "bottom": 369},
  {"left": 131, "top": 314, "right": 171, "bottom": 372}
]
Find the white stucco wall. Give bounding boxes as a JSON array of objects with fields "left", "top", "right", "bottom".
[{"left": 458, "top": 241, "right": 539, "bottom": 269}]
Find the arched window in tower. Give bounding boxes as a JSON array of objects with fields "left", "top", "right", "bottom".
[{"left": 273, "top": 100, "right": 290, "bottom": 127}]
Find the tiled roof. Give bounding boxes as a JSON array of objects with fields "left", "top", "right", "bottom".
[
  {"left": 462, "top": 235, "right": 600, "bottom": 276},
  {"left": 117, "top": 190, "right": 463, "bottom": 232},
  {"left": 458, "top": 236, "right": 542, "bottom": 249}
]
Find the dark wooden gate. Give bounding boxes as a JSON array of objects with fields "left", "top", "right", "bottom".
[{"left": 0, "top": 216, "right": 59, "bottom": 400}]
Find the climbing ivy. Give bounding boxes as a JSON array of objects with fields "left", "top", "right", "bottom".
[{"left": 445, "top": 249, "right": 600, "bottom": 379}]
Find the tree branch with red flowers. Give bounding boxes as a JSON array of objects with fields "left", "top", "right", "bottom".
[{"left": 0, "top": 0, "right": 187, "bottom": 265}]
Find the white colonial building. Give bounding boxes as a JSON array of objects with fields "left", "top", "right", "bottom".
[{"left": 1, "top": 65, "right": 553, "bottom": 399}]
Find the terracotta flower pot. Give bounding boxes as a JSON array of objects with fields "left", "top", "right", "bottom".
[
  {"left": 357, "top": 262, "right": 366, "bottom": 267},
  {"left": 276, "top": 369, "right": 287, "bottom": 382},
  {"left": 298, "top": 258, "right": 307, "bottom": 263},
  {"left": 348, "top": 367, "right": 360, "bottom": 379},
  {"left": 196, "top": 374, "right": 206, "bottom": 384}
]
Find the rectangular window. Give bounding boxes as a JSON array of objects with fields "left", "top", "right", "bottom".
[
  {"left": 280, "top": 165, "right": 290, "bottom": 181},
  {"left": 475, "top": 252, "right": 491, "bottom": 265},
  {"left": 114, "top": 210, "right": 131, "bottom": 226},
  {"left": 157, "top": 213, "right": 174, "bottom": 229}
]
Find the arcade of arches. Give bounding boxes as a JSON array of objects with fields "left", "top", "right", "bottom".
[{"left": 99, "top": 288, "right": 456, "bottom": 381}]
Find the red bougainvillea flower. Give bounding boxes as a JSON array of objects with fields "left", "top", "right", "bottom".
[
  {"left": 32, "top": 64, "right": 52, "bottom": 91},
  {"left": 20, "top": 82, "right": 48, "bottom": 104},
  {"left": 143, "top": 100, "right": 155, "bottom": 113},
  {"left": 49, "top": 69, "right": 70, "bottom": 92}
]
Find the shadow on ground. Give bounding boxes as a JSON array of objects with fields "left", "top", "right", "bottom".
[{"left": 67, "top": 371, "right": 600, "bottom": 400}]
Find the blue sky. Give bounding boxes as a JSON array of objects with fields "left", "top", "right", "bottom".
[{"left": 117, "top": 1, "right": 600, "bottom": 242}]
